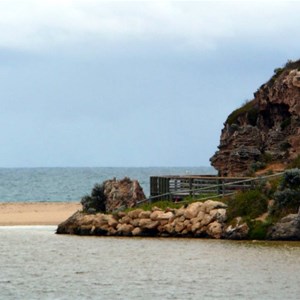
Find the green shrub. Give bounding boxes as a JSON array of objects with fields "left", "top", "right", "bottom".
[
  {"left": 226, "top": 189, "right": 268, "bottom": 221},
  {"left": 81, "top": 183, "right": 106, "bottom": 213},
  {"left": 274, "top": 169, "right": 300, "bottom": 213},
  {"left": 280, "top": 168, "right": 300, "bottom": 189},
  {"left": 274, "top": 189, "right": 299, "bottom": 207},
  {"left": 127, "top": 200, "right": 183, "bottom": 212},
  {"left": 248, "top": 220, "right": 272, "bottom": 240}
]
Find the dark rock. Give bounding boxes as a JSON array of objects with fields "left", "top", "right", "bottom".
[
  {"left": 268, "top": 213, "right": 300, "bottom": 240},
  {"left": 223, "top": 217, "right": 249, "bottom": 240}
]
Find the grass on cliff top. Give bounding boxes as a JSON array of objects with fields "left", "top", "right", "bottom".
[
  {"left": 268, "top": 59, "right": 300, "bottom": 87},
  {"left": 226, "top": 99, "right": 258, "bottom": 126},
  {"left": 125, "top": 200, "right": 183, "bottom": 212}
]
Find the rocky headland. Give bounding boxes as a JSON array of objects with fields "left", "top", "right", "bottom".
[
  {"left": 57, "top": 59, "right": 300, "bottom": 240},
  {"left": 211, "top": 60, "right": 300, "bottom": 176}
]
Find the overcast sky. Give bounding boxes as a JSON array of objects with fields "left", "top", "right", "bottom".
[{"left": 0, "top": 0, "right": 299, "bottom": 167}]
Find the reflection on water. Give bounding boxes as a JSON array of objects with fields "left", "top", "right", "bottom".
[{"left": 0, "top": 226, "right": 300, "bottom": 300}]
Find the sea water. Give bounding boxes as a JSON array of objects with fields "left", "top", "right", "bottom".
[
  {"left": 0, "top": 226, "right": 300, "bottom": 300},
  {"left": 0, "top": 167, "right": 216, "bottom": 202}
]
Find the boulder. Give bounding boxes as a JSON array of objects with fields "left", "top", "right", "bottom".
[
  {"left": 202, "top": 200, "right": 227, "bottom": 213},
  {"left": 138, "top": 218, "right": 159, "bottom": 230},
  {"left": 132, "top": 227, "right": 142, "bottom": 236},
  {"left": 175, "top": 221, "right": 185, "bottom": 233},
  {"left": 139, "top": 211, "right": 151, "bottom": 219},
  {"left": 184, "top": 202, "right": 203, "bottom": 219},
  {"left": 107, "top": 215, "right": 118, "bottom": 228},
  {"left": 207, "top": 221, "right": 223, "bottom": 239},
  {"left": 210, "top": 208, "right": 227, "bottom": 223},
  {"left": 156, "top": 212, "right": 174, "bottom": 221},
  {"left": 268, "top": 213, "right": 300, "bottom": 240},
  {"left": 224, "top": 217, "right": 249, "bottom": 239},
  {"left": 163, "top": 223, "right": 175, "bottom": 234},
  {"left": 116, "top": 223, "right": 134, "bottom": 236},
  {"left": 175, "top": 206, "right": 185, "bottom": 217},
  {"left": 201, "top": 214, "right": 214, "bottom": 226},
  {"left": 191, "top": 222, "right": 201, "bottom": 232},
  {"left": 128, "top": 209, "right": 143, "bottom": 219}
]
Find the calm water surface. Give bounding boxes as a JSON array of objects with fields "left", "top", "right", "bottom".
[
  {"left": 1, "top": 226, "right": 300, "bottom": 299},
  {"left": 0, "top": 167, "right": 215, "bottom": 202}
]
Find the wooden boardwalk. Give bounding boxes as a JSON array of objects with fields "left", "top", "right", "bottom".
[{"left": 149, "top": 174, "right": 279, "bottom": 201}]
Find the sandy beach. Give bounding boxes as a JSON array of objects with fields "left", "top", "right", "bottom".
[{"left": 0, "top": 202, "right": 81, "bottom": 226}]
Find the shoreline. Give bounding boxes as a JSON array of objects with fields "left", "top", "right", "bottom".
[{"left": 0, "top": 202, "right": 81, "bottom": 226}]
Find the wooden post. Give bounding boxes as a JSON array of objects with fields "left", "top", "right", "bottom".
[{"left": 189, "top": 178, "right": 193, "bottom": 197}]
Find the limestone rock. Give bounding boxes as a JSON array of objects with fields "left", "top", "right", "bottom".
[
  {"left": 128, "top": 209, "right": 143, "bottom": 219},
  {"left": 105, "top": 177, "right": 146, "bottom": 212},
  {"left": 57, "top": 200, "right": 228, "bottom": 239},
  {"left": 202, "top": 200, "right": 228, "bottom": 212},
  {"left": 116, "top": 223, "right": 134, "bottom": 236},
  {"left": 210, "top": 60, "right": 300, "bottom": 176},
  {"left": 156, "top": 211, "right": 174, "bottom": 220},
  {"left": 184, "top": 202, "right": 203, "bottom": 219},
  {"left": 139, "top": 211, "right": 151, "bottom": 219},
  {"left": 210, "top": 208, "right": 227, "bottom": 223},
  {"left": 139, "top": 218, "right": 159, "bottom": 230},
  {"left": 207, "top": 221, "right": 223, "bottom": 239},
  {"left": 132, "top": 227, "right": 142, "bottom": 236}
]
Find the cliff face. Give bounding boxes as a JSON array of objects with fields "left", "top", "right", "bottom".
[{"left": 211, "top": 60, "right": 300, "bottom": 176}]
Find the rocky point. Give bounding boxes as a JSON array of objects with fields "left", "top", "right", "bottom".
[{"left": 211, "top": 60, "right": 300, "bottom": 176}]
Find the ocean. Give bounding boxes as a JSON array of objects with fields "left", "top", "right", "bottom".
[
  {"left": 1, "top": 226, "right": 300, "bottom": 300},
  {"left": 0, "top": 167, "right": 216, "bottom": 202}
]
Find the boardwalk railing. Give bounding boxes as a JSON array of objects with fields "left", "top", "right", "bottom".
[{"left": 148, "top": 172, "right": 284, "bottom": 203}]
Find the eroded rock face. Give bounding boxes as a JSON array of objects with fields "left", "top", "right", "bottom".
[
  {"left": 81, "top": 177, "right": 146, "bottom": 213},
  {"left": 211, "top": 60, "right": 300, "bottom": 176},
  {"left": 104, "top": 177, "right": 146, "bottom": 212}
]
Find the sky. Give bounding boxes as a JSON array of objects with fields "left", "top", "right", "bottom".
[{"left": 0, "top": 0, "right": 300, "bottom": 168}]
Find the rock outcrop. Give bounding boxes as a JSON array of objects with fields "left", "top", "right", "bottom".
[
  {"left": 57, "top": 200, "right": 228, "bottom": 239},
  {"left": 104, "top": 177, "right": 146, "bottom": 212},
  {"left": 81, "top": 177, "right": 146, "bottom": 213},
  {"left": 211, "top": 60, "right": 300, "bottom": 176}
]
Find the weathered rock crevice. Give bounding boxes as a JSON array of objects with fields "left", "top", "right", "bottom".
[{"left": 211, "top": 60, "right": 300, "bottom": 176}]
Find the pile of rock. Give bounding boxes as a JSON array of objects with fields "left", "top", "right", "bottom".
[{"left": 57, "top": 200, "right": 230, "bottom": 239}]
